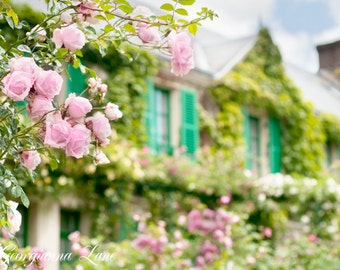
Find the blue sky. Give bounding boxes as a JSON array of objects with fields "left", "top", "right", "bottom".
[{"left": 187, "top": 0, "right": 340, "bottom": 73}]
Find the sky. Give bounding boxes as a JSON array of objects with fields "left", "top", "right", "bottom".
[
  {"left": 187, "top": 0, "right": 340, "bottom": 73},
  {"left": 15, "top": 0, "right": 340, "bottom": 73}
]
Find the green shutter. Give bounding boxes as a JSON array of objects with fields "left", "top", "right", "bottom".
[
  {"left": 243, "top": 107, "right": 251, "bottom": 170},
  {"left": 180, "top": 89, "right": 199, "bottom": 155},
  {"left": 66, "top": 63, "right": 87, "bottom": 96},
  {"left": 144, "top": 79, "right": 157, "bottom": 152},
  {"left": 269, "top": 117, "right": 282, "bottom": 173}
]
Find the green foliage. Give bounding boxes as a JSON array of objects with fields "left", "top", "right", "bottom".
[
  {"left": 83, "top": 44, "right": 159, "bottom": 146},
  {"left": 209, "top": 27, "right": 326, "bottom": 178}
]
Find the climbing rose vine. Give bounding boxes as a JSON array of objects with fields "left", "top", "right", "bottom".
[{"left": 0, "top": 0, "right": 216, "bottom": 268}]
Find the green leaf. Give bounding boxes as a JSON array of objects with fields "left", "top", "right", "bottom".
[
  {"left": 188, "top": 24, "right": 198, "bottom": 35},
  {"left": 175, "top": 8, "right": 188, "bottom": 16},
  {"left": 21, "top": 192, "right": 29, "bottom": 208},
  {"left": 118, "top": 5, "right": 133, "bottom": 14},
  {"left": 17, "top": 44, "right": 31, "bottom": 53},
  {"left": 160, "top": 3, "right": 174, "bottom": 11},
  {"left": 5, "top": 15, "right": 14, "bottom": 29},
  {"left": 6, "top": 7, "right": 18, "bottom": 25},
  {"left": 177, "top": 0, "right": 196, "bottom": 6},
  {"left": 104, "top": 24, "right": 115, "bottom": 33},
  {"left": 123, "top": 23, "right": 135, "bottom": 34}
]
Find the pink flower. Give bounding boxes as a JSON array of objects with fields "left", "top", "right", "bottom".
[
  {"left": 68, "top": 231, "right": 81, "bottom": 243},
  {"left": 52, "top": 24, "right": 86, "bottom": 51},
  {"left": 168, "top": 31, "right": 195, "bottom": 76},
  {"left": 308, "top": 234, "right": 318, "bottom": 243},
  {"left": 9, "top": 57, "right": 40, "bottom": 81},
  {"left": 76, "top": 1, "right": 99, "bottom": 23},
  {"left": 26, "top": 247, "right": 45, "bottom": 270},
  {"left": 44, "top": 112, "right": 72, "bottom": 149},
  {"left": 263, "top": 227, "right": 272, "bottom": 238},
  {"left": 75, "top": 266, "right": 84, "bottom": 270},
  {"left": 187, "top": 210, "right": 202, "bottom": 232},
  {"left": 1, "top": 71, "right": 33, "bottom": 101},
  {"left": 65, "top": 124, "right": 91, "bottom": 158},
  {"left": 65, "top": 93, "right": 92, "bottom": 120},
  {"left": 7, "top": 201, "right": 22, "bottom": 235},
  {"left": 133, "top": 234, "right": 154, "bottom": 251},
  {"left": 34, "top": 69, "right": 63, "bottom": 99},
  {"left": 79, "top": 247, "right": 90, "bottom": 257},
  {"left": 86, "top": 112, "right": 111, "bottom": 146},
  {"left": 220, "top": 195, "right": 231, "bottom": 205},
  {"left": 137, "top": 25, "right": 161, "bottom": 44},
  {"left": 27, "top": 95, "right": 54, "bottom": 121},
  {"left": 104, "top": 102, "right": 122, "bottom": 120},
  {"left": 21, "top": 150, "right": 41, "bottom": 170}
]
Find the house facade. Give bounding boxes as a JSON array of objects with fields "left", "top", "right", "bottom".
[{"left": 11, "top": 17, "right": 340, "bottom": 270}]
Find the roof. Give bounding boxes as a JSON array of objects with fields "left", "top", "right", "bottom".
[
  {"left": 193, "top": 30, "right": 257, "bottom": 78},
  {"left": 284, "top": 63, "right": 340, "bottom": 118}
]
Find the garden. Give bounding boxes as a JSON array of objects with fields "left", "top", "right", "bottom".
[{"left": 1, "top": 0, "right": 340, "bottom": 270}]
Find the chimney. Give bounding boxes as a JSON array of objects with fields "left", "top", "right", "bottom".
[{"left": 317, "top": 40, "right": 340, "bottom": 76}]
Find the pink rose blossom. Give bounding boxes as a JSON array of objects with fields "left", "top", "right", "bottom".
[
  {"left": 44, "top": 112, "right": 72, "bottom": 149},
  {"left": 104, "top": 102, "right": 123, "bottom": 120},
  {"left": 68, "top": 231, "right": 81, "bottom": 243},
  {"left": 65, "top": 93, "right": 92, "bottom": 120},
  {"left": 52, "top": 24, "right": 86, "bottom": 51},
  {"left": 75, "top": 266, "right": 84, "bottom": 270},
  {"left": 86, "top": 112, "right": 111, "bottom": 146},
  {"left": 34, "top": 69, "right": 63, "bottom": 99},
  {"left": 76, "top": 1, "right": 99, "bottom": 23},
  {"left": 71, "top": 242, "right": 81, "bottom": 253},
  {"left": 220, "top": 195, "right": 231, "bottom": 205},
  {"left": 308, "top": 233, "right": 318, "bottom": 243},
  {"left": 27, "top": 95, "right": 54, "bottom": 121},
  {"left": 7, "top": 201, "right": 22, "bottom": 235},
  {"left": 9, "top": 57, "right": 40, "bottom": 81},
  {"left": 21, "top": 150, "right": 41, "bottom": 170},
  {"left": 26, "top": 247, "right": 46, "bottom": 270},
  {"left": 65, "top": 124, "right": 91, "bottom": 158},
  {"left": 79, "top": 247, "right": 90, "bottom": 257},
  {"left": 137, "top": 25, "right": 161, "bottom": 44},
  {"left": 1, "top": 71, "right": 33, "bottom": 101},
  {"left": 168, "top": 31, "right": 195, "bottom": 76},
  {"left": 263, "top": 227, "right": 272, "bottom": 238}
]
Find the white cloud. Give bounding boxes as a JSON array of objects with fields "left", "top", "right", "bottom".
[
  {"left": 271, "top": 24, "right": 319, "bottom": 72},
  {"left": 326, "top": 0, "right": 340, "bottom": 24}
]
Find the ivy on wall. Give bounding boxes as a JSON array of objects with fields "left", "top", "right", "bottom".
[{"left": 209, "top": 28, "right": 327, "bottom": 178}]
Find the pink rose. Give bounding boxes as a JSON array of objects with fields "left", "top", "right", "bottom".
[
  {"left": 27, "top": 95, "right": 54, "bottom": 121},
  {"left": 220, "top": 195, "right": 231, "bottom": 205},
  {"left": 1, "top": 71, "right": 33, "bottom": 101},
  {"left": 76, "top": 1, "right": 99, "bottom": 23},
  {"left": 86, "top": 112, "right": 111, "bottom": 146},
  {"left": 168, "top": 31, "right": 195, "bottom": 76},
  {"left": 7, "top": 201, "right": 22, "bottom": 235},
  {"left": 9, "top": 57, "right": 40, "bottom": 81},
  {"left": 44, "top": 112, "right": 72, "bottom": 149},
  {"left": 52, "top": 24, "right": 86, "bottom": 51},
  {"left": 68, "top": 231, "right": 81, "bottom": 243},
  {"left": 21, "top": 150, "right": 41, "bottom": 170},
  {"left": 34, "top": 69, "right": 63, "bottom": 99},
  {"left": 25, "top": 247, "right": 46, "bottom": 270},
  {"left": 104, "top": 102, "right": 122, "bottom": 120},
  {"left": 137, "top": 24, "right": 161, "bottom": 44},
  {"left": 65, "top": 93, "right": 92, "bottom": 120},
  {"left": 65, "top": 124, "right": 91, "bottom": 158}
]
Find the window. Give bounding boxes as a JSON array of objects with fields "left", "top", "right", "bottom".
[
  {"left": 60, "top": 210, "right": 80, "bottom": 254},
  {"left": 154, "top": 89, "right": 171, "bottom": 154},
  {"left": 249, "top": 116, "right": 261, "bottom": 174},
  {"left": 66, "top": 63, "right": 87, "bottom": 96},
  {"left": 269, "top": 117, "right": 282, "bottom": 173},
  {"left": 145, "top": 80, "right": 199, "bottom": 156}
]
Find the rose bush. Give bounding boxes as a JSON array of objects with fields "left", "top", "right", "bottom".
[{"left": 0, "top": 0, "right": 216, "bottom": 267}]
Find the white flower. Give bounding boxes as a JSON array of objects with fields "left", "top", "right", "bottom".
[
  {"left": 7, "top": 201, "right": 22, "bottom": 235},
  {"left": 104, "top": 102, "right": 123, "bottom": 120},
  {"left": 94, "top": 150, "right": 110, "bottom": 165}
]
